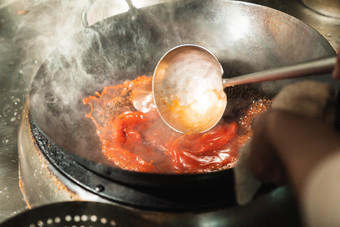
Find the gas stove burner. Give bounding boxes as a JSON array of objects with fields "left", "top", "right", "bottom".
[
  {"left": 15, "top": 0, "right": 338, "bottom": 226},
  {"left": 28, "top": 112, "right": 236, "bottom": 211},
  {"left": 18, "top": 101, "right": 303, "bottom": 227}
]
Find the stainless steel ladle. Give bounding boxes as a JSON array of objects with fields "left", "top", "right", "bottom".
[{"left": 152, "top": 44, "right": 336, "bottom": 133}]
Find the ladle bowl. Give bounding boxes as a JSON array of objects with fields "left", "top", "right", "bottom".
[{"left": 152, "top": 44, "right": 336, "bottom": 133}]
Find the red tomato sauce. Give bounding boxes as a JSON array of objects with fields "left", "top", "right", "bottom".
[{"left": 83, "top": 76, "right": 270, "bottom": 173}]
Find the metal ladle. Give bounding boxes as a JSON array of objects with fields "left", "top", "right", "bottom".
[{"left": 152, "top": 44, "right": 336, "bottom": 134}]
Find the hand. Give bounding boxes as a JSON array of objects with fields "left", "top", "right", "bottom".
[{"left": 248, "top": 110, "right": 340, "bottom": 197}]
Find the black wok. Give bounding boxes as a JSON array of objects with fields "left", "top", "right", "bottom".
[{"left": 29, "top": 0, "right": 336, "bottom": 189}]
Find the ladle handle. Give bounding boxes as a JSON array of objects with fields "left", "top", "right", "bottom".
[{"left": 222, "top": 56, "right": 336, "bottom": 88}]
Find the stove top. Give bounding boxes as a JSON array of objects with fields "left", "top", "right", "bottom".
[{"left": 0, "top": 0, "right": 339, "bottom": 225}]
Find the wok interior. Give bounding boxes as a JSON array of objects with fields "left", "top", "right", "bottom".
[{"left": 29, "top": 0, "right": 335, "bottom": 177}]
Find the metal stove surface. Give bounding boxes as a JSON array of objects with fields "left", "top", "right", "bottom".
[{"left": 0, "top": 0, "right": 339, "bottom": 225}]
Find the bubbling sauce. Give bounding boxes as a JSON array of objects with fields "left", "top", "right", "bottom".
[{"left": 83, "top": 76, "right": 271, "bottom": 173}]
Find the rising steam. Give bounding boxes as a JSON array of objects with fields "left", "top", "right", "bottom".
[
  {"left": 15, "top": 0, "right": 176, "bottom": 160},
  {"left": 16, "top": 0, "right": 91, "bottom": 74},
  {"left": 15, "top": 0, "right": 170, "bottom": 85}
]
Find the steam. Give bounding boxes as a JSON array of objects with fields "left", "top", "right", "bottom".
[
  {"left": 15, "top": 0, "right": 171, "bottom": 81},
  {"left": 16, "top": 0, "right": 98, "bottom": 127},
  {"left": 17, "top": 0, "right": 174, "bottom": 100},
  {"left": 16, "top": 0, "right": 91, "bottom": 70},
  {"left": 14, "top": 0, "right": 179, "bottom": 160}
]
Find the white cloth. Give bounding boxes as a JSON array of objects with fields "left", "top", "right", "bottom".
[
  {"left": 302, "top": 151, "right": 340, "bottom": 227},
  {"left": 234, "top": 140, "right": 262, "bottom": 205}
]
